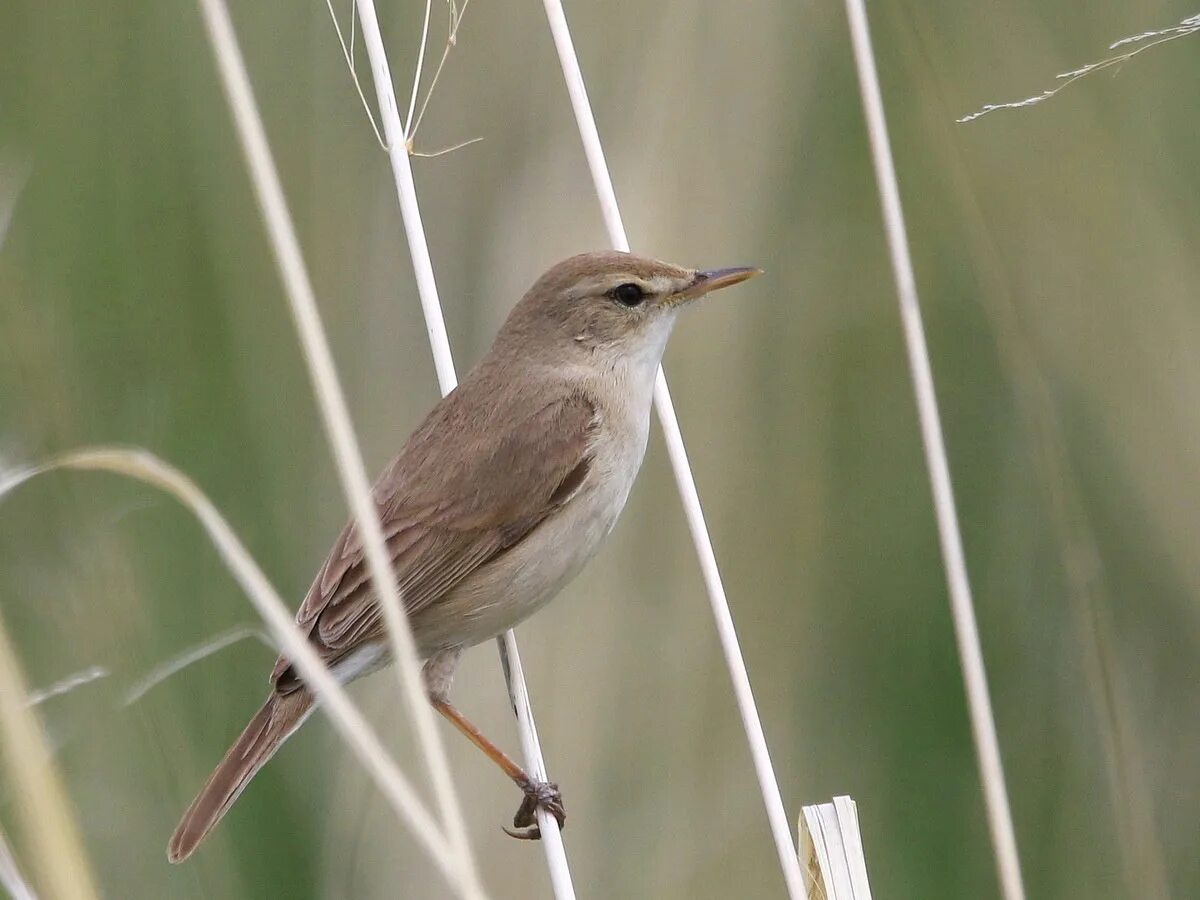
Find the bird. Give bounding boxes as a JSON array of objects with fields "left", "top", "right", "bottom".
[{"left": 167, "top": 250, "right": 760, "bottom": 862}]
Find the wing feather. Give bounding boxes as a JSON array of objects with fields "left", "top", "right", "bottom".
[{"left": 271, "top": 387, "right": 597, "bottom": 687}]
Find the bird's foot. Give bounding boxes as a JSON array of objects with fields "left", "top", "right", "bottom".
[{"left": 502, "top": 778, "right": 565, "bottom": 840}]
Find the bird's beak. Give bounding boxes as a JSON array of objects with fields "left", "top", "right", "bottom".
[{"left": 667, "top": 266, "right": 763, "bottom": 306}]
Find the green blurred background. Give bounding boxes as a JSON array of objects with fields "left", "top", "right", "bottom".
[{"left": 3, "top": 1, "right": 1199, "bottom": 897}]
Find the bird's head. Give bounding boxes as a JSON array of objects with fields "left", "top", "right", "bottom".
[{"left": 496, "top": 251, "right": 761, "bottom": 370}]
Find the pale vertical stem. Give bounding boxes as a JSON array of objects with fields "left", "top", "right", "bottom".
[
  {"left": 538, "top": 2, "right": 625, "bottom": 249},
  {"left": 194, "top": 2, "right": 484, "bottom": 897},
  {"left": 0, "top": 612, "right": 98, "bottom": 900},
  {"left": 840, "top": 2, "right": 1026, "bottom": 899},
  {"left": 352, "top": 0, "right": 457, "bottom": 392},
  {"left": 498, "top": 638, "right": 576, "bottom": 899},
  {"left": 404, "top": 0, "right": 434, "bottom": 134},
  {"left": 351, "top": 2, "right": 576, "bottom": 894},
  {"left": 652, "top": 373, "right": 805, "bottom": 899},
  {"left": 0, "top": 823, "right": 37, "bottom": 900},
  {"left": 539, "top": 2, "right": 806, "bottom": 898}
]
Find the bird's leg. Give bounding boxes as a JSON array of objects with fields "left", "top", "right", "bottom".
[
  {"left": 422, "top": 650, "right": 565, "bottom": 840},
  {"left": 429, "top": 696, "right": 566, "bottom": 840}
]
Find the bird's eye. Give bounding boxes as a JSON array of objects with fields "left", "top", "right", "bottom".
[{"left": 611, "top": 283, "right": 645, "bottom": 307}]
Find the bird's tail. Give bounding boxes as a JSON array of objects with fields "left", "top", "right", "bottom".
[{"left": 167, "top": 689, "right": 314, "bottom": 863}]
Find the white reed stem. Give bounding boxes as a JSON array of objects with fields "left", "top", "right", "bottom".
[
  {"left": 0, "top": 610, "right": 98, "bottom": 900},
  {"left": 840, "top": 2, "right": 1026, "bottom": 898},
  {"left": 350, "top": 3, "right": 577, "bottom": 894},
  {"left": 0, "top": 822, "right": 38, "bottom": 900},
  {"left": 0, "top": 451, "right": 463, "bottom": 886},
  {"left": 195, "top": 3, "right": 484, "bottom": 897},
  {"left": 539, "top": 3, "right": 806, "bottom": 897},
  {"left": 404, "top": 0, "right": 434, "bottom": 134},
  {"left": 351, "top": 0, "right": 457, "bottom": 391},
  {"left": 496, "top": 635, "right": 575, "bottom": 898}
]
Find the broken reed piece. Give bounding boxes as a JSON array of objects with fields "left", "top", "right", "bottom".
[{"left": 798, "top": 796, "right": 873, "bottom": 900}]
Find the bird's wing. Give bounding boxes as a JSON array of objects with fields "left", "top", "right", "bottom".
[{"left": 270, "top": 388, "right": 598, "bottom": 687}]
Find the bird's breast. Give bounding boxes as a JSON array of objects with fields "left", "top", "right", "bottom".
[{"left": 411, "top": 403, "right": 650, "bottom": 654}]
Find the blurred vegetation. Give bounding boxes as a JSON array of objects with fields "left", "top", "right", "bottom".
[{"left": 2, "top": 1, "right": 1199, "bottom": 897}]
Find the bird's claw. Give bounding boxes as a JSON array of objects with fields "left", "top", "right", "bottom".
[{"left": 502, "top": 779, "right": 565, "bottom": 841}]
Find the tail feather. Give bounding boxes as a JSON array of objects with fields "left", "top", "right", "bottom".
[{"left": 168, "top": 690, "right": 314, "bottom": 863}]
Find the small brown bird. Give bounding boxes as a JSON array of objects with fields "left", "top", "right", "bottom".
[{"left": 167, "top": 250, "right": 759, "bottom": 862}]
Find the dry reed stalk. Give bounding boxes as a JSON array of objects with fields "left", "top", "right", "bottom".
[
  {"left": 841, "top": 0, "right": 1026, "bottom": 897},
  {"left": 0, "top": 607, "right": 98, "bottom": 900},
  {"left": 883, "top": 11, "right": 1171, "bottom": 890},
  {"left": 195, "top": 1, "right": 484, "bottom": 895},
  {"left": 347, "top": 1, "right": 576, "bottom": 893},
  {"left": 539, "top": 1, "right": 807, "bottom": 897},
  {"left": 0, "top": 821, "right": 38, "bottom": 900}
]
